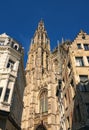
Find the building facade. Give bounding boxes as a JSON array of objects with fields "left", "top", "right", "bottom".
[
  {"left": 0, "top": 33, "right": 25, "bottom": 130},
  {"left": 21, "top": 20, "right": 60, "bottom": 130},
  {"left": 56, "top": 30, "right": 89, "bottom": 130},
  {"left": 0, "top": 21, "right": 89, "bottom": 130},
  {"left": 22, "top": 21, "right": 89, "bottom": 130}
]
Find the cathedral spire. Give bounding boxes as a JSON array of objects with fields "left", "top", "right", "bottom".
[
  {"left": 31, "top": 20, "right": 50, "bottom": 48},
  {"left": 37, "top": 19, "right": 45, "bottom": 31},
  {"left": 26, "top": 20, "right": 50, "bottom": 72}
]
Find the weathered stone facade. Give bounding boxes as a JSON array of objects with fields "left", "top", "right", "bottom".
[
  {"left": 1, "top": 21, "right": 89, "bottom": 130},
  {"left": 0, "top": 33, "right": 25, "bottom": 130},
  {"left": 22, "top": 21, "right": 89, "bottom": 130},
  {"left": 21, "top": 20, "right": 60, "bottom": 130},
  {"left": 56, "top": 30, "right": 89, "bottom": 130}
]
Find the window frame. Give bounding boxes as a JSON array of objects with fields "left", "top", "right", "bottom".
[
  {"left": 87, "top": 56, "right": 89, "bottom": 64},
  {"left": 7, "top": 59, "right": 15, "bottom": 69},
  {"left": 4, "top": 88, "right": 10, "bottom": 102},
  {"left": 77, "top": 43, "right": 82, "bottom": 49},
  {"left": 39, "top": 90, "right": 48, "bottom": 113},
  {"left": 79, "top": 80, "right": 89, "bottom": 92},
  {"left": 75, "top": 57, "right": 84, "bottom": 66},
  {"left": 84, "top": 44, "right": 89, "bottom": 50}
]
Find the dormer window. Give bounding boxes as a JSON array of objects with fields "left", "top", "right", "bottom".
[
  {"left": 13, "top": 44, "right": 19, "bottom": 51},
  {"left": 77, "top": 44, "right": 82, "bottom": 49},
  {"left": 14, "top": 45, "right": 18, "bottom": 50},
  {"left": 84, "top": 44, "right": 89, "bottom": 50}
]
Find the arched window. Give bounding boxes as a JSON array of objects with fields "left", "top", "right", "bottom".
[
  {"left": 39, "top": 89, "right": 48, "bottom": 113},
  {"left": 13, "top": 44, "right": 19, "bottom": 50}
]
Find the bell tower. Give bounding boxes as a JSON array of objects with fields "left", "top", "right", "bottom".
[
  {"left": 22, "top": 20, "right": 59, "bottom": 130},
  {"left": 26, "top": 20, "right": 50, "bottom": 82}
]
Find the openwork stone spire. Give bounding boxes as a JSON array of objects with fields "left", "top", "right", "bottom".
[{"left": 32, "top": 20, "right": 50, "bottom": 46}]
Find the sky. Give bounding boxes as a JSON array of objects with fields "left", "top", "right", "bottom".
[{"left": 0, "top": 0, "right": 89, "bottom": 67}]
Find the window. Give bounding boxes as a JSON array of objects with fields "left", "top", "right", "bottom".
[
  {"left": 77, "top": 44, "right": 82, "bottom": 49},
  {"left": 79, "top": 75, "right": 88, "bottom": 82},
  {"left": 84, "top": 44, "right": 89, "bottom": 50},
  {"left": 4, "top": 88, "right": 10, "bottom": 102},
  {"left": 14, "top": 45, "right": 18, "bottom": 50},
  {"left": 40, "top": 90, "right": 48, "bottom": 113},
  {"left": 75, "top": 57, "right": 84, "bottom": 66},
  {"left": 87, "top": 57, "right": 89, "bottom": 64},
  {"left": 13, "top": 44, "right": 19, "bottom": 50},
  {"left": 86, "top": 103, "right": 89, "bottom": 118},
  {"left": 79, "top": 81, "right": 89, "bottom": 92},
  {"left": 7, "top": 59, "right": 14, "bottom": 69},
  {"left": 0, "top": 87, "right": 3, "bottom": 97}
]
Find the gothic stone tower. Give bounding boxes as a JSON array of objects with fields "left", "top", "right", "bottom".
[{"left": 22, "top": 20, "right": 60, "bottom": 130}]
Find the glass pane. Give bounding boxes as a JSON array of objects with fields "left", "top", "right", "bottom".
[
  {"left": 44, "top": 92, "right": 48, "bottom": 112},
  {"left": 77, "top": 44, "right": 81, "bottom": 49},
  {"left": 4, "top": 88, "right": 10, "bottom": 102},
  {"left": 76, "top": 57, "right": 84, "bottom": 66},
  {"left": 40, "top": 90, "right": 48, "bottom": 113},
  {"left": 84, "top": 44, "right": 89, "bottom": 50},
  {"left": 7, "top": 59, "right": 14, "bottom": 69}
]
